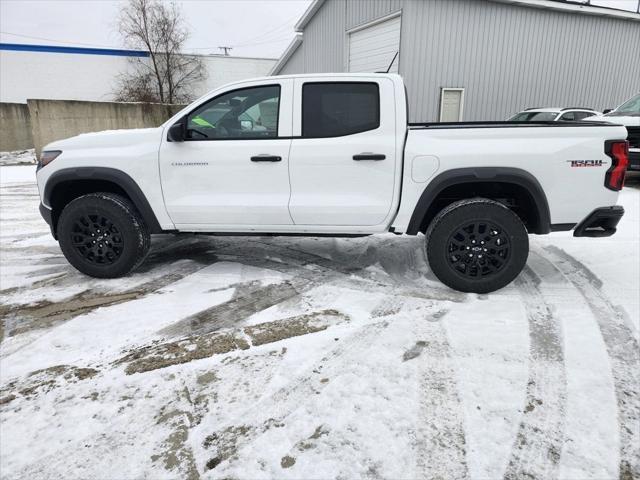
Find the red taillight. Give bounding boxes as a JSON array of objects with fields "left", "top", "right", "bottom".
[{"left": 604, "top": 140, "right": 629, "bottom": 191}]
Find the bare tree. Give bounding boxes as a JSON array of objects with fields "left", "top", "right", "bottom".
[{"left": 114, "top": 0, "right": 206, "bottom": 103}]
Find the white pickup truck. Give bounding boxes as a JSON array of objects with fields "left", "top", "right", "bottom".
[{"left": 36, "top": 74, "right": 630, "bottom": 293}]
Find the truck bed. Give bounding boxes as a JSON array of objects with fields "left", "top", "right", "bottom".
[
  {"left": 391, "top": 120, "right": 628, "bottom": 233},
  {"left": 408, "top": 120, "right": 619, "bottom": 129}
]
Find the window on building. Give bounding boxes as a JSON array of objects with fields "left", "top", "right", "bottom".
[
  {"left": 439, "top": 88, "right": 464, "bottom": 122},
  {"left": 186, "top": 85, "right": 280, "bottom": 140},
  {"left": 302, "top": 82, "right": 380, "bottom": 138}
]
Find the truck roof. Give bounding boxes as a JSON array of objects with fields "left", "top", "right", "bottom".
[
  {"left": 192, "top": 72, "right": 403, "bottom": 103},
  {"left": 524, "top": 107, "right": 596, "bottom": 113}
]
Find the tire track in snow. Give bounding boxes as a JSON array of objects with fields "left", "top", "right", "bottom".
[
  {"left": 415, "top": 312, "right": 469, "bottom": 480},
  {"left": 200, "top": 303, "right": 453, "bottom": 477},
  {"left": 236, "top": 240, "right": 466, "bottom": 303},
  {"left": 158, "top": 279, "right": 308, "bottom": 338},
  {"left": 504, "top": 266, "right": 566, "bottom": 480},
  {"left": 1, "top": 260, "right": 212, "bottom": 344},
  {"left": 542, "top": 245, "right": 640, "bottom": 479},
  {"left": 201, "top": 315, "right": 395, "bottom": 475},
  {"left": 210, "top": 240, "right": 470, "bottom": 475}
]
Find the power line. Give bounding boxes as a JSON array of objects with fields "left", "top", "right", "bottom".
[
  {"left": 1, "top": 28, "right": 294, "bottom": 53},
  {"left": 229, "top": 13, "right": 299, "bottom": 46},
  {"left": 232, "top": 32, "right": 294, "bottom": 48},
  {"left": 0, "top": 31, "right": 122, "bottom": 49},
  {"left": 188, "top": 13, "right": 298, "bottom": 50}
]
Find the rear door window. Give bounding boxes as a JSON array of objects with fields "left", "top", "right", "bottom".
[{"left": 302, "top": 82, "right": 380, "bottom": 138}]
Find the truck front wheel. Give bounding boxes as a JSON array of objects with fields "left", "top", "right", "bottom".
[
  {"left": 425, "top": 198, "right": 528, "bottom": 293},
  {"left": 57, "top": 193, "right": 150, "bottom": 278}
]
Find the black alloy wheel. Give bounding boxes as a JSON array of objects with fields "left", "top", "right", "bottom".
[
  {"left": 446, "top": 220, "right": 511, "bottom": 278},
  {"left": 70, "top": 213, "right": 124, "bottom": 265}
]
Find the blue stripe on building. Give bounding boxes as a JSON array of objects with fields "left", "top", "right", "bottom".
[{"left": 0, "top": 43, "right": 149, "bottom": 57}]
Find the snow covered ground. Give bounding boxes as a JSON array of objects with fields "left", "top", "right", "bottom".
[
  {"left": 0, "top": 165, "right": 638, "bottom": 479},
  {"left": 0, "top": 150, "right": 36, "bottom": 166}
]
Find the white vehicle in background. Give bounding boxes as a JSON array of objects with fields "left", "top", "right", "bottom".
[
  {"left": 584, "top": 93, "right": 640, "bottom": 171},
  {"left": 508, "top": 107, "right": 601, "bottom": 122},
  {"left": 35, "top": 74, "right": 630, "bottom": 293}
]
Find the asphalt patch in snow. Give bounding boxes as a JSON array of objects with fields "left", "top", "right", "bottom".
[
  {"left": 118, "top": 309, "right": 349, "bottom": 375},
  {"left": 1, "top": 364, "right": 98, "bottom": 405}
]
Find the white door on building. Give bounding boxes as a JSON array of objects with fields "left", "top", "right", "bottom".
[
  {"left": 439, "top": 88, "right": 464, "bottom": 122},
  {"left": 348, "top": 14, "right": 401, "bottom": 73}
]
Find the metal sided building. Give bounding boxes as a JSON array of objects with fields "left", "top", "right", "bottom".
[
  {"left": 0, "top": 43, "right": 277, "bottom": 104},
  {"left": 271, "top": 0, "right": 640, "bottom": 122}
]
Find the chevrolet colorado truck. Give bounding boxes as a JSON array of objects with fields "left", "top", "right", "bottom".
[{"left": 36, "top": 74, "right": 629, "bottom": 293}]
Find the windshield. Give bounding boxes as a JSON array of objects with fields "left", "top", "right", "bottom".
[
  {"left": 607, "top": 94, "right": 640, "bottom": 117},
  {"left": 508, "top": 111, "right": 558, "bottom": 122}
]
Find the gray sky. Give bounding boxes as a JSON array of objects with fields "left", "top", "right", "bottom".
[
  {"left": 0, "top": 0, "right": 313, "bottom": 58},
  {"left": 1, "top": 0, "right": 638, "bottom": 59}
]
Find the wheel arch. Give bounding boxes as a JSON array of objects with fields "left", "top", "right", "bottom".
[
  {"left": 44, "top": 167, "right": 163, "bottom": 237},
  {"left": 406, "top": 167, "right": 551, "bottom": 235}
]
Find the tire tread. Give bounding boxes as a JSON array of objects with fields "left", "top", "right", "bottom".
[
  {"left": 58, "top": 192, "right": 150, "bottom": 278},
  {"left": 425, "top": 197, "right": 528, "bottom": 293}
]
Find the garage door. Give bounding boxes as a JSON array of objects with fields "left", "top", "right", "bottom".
[{"left": 349, "top": 15, "right": 401, "bottom": 74}]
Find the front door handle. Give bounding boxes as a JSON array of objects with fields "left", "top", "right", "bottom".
[
  {"left": 251, "top": 155, "right": 282, "bottom": 162},
  {"left": 353, "top": 153, "right": 386, "bottom": 161}
]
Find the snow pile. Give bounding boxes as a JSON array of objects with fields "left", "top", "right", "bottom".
[{"left": 0, "top": 149, "right": 36, "bottom": 166}]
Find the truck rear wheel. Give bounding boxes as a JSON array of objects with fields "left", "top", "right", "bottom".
[
  {"left": 57, "top": 193, "right": 150, "bottom": 278},
  {"left": 425, "top": 198, "right": 528, "bottom": 293}
]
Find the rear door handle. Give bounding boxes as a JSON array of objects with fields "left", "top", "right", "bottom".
[
  {"left": 251, "top": 155, "right": 282, "bottom": 162},
  {"left": 353, "top": 153, "right": 386, "bottom": 161}
]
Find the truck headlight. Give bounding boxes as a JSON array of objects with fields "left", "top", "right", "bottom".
[{"left": 39, "top": 150, "right": 62, "bottom": 169}]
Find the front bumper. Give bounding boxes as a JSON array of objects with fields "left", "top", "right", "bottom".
[
  {"left": 573, "top": 206, "right": 624, "bottom": 237},
  {"left": 39, "top": 202, "right": 56, "bottom": 238},
  {"left": 628, "top": 149, "right": 640, "bottom": 171}
]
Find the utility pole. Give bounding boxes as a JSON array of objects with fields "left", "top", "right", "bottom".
[{"left": 218, "top": 46, "right": 233, "bottom": 56}]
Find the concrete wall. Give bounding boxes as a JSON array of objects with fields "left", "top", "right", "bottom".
[
  {"left": 27, "top": 99, "right": 185, "bottom": 157},
  {"left": 0, "top": 48, "right": 276, "bottom": 104},
  {"left": 0, "top": 103, "right": 33, "bottom": 151},
  {"left": 0, "top": 50, "right": 132, "bottom": 104},
  {"left": 276, "top": 0, "right": 640, "bottom": 122}
]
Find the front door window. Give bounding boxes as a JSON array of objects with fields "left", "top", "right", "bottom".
[{"left": 187, "top": 85, "right": 280, "bottom": 140}]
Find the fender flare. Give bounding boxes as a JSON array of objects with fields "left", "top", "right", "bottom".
[
  {"left": 406, "top": 167, "right": 551, "bottom": 235},
  {"left": 43, "top": 167, "right": 163, "bottom": 234}
]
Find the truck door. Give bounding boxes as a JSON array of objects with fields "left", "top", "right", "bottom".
[
  {"left": 159, "top": 79, "right": 293, "bottom": 227},
  {"left": 288, "top": 78, "right": 397, "bottom": 226}
]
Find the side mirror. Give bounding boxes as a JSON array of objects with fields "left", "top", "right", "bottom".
[
  {"left": 240, "top": 119, "right": 253, "bottom": 131},
  {"left": 167, "top": 121, "right": 185, "bottom": 142},
  {"left": 603, "top": 109, "right": 612, "bottom": 115}
]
